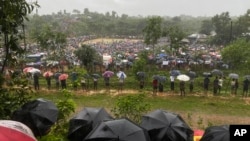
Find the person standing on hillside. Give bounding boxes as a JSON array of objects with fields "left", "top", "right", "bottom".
[
  {"left": 152, "top": 78, "right": 158, "bottom": 95},
  {"left": 180, "top": 80, "right": 185, "bottom": 96},
  {"left": 33, "top": 73, "right": 39, "bottom": 90},
  {"left": 204, "top": 77, "right": 210, "bottom": 95},
  {"left": 243, "top": 78, "right": 250, "bottom": 97},
  {"left": 218, "top": 76, "right": 223, "bottom": 94},
  {"left": 213, "top": 77, "right": 219, "bottom": 95}
]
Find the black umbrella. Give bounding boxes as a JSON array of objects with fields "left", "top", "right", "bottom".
[
  {"left": 137, "top": 71, "right": 146, "bottom": 79},
  {"left": 203, "top": 72, "right": 212, "bottom": 77},
  {"left": 68, "top": 107, "right": 113, "bottom": 141},
  {"left": 91, "top": 73, "right": 101, "bottom": 79},
  {"left": 170, "top": 70, "right": 181, "bottom": 76},
  {"left": 211, "top": 69, "right": 223, "bottom": 76},
  {"left": 85, "top": 118, "right": 150, "bottom": 141},
  {"left": 187, "top": 71, "right": 196, "bottom": 79},
  {"left": 11, "top": 98, "right": 58, "bottom": 137},
  {"left": 200, "top": 125, "right": 229, "bottom": 141},
  {"left": 141, "top": 109, "right": 193, "bottom": 141},
  {"left": 153, "top": 75, "right": 167, "bottom": 83}
]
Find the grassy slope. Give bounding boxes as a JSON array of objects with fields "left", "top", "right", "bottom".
[{"left": 33, "top": 89, "right": 250, "bottom": 130}]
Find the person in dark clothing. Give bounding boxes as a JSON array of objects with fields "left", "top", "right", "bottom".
[
  {"left": 61, "top": 79, "right": 66, "bottom": 89},
  {"left": 152, "top": 79, "right": 158, "bottom": 95},
  {"left": 170, "top": 76, "right": 175, "bottom": 91},
  {"left": 46, "top": 76, "right": 51, "bottom": 90},
  {"left": 213, "top": 77, "right": 219, "bottom": 95},
  {"left": 243, "top": 78, "right": 250, "bottom": 97},
  {"left": 33, "top": 73, "right": 39, "bottom": 90},
  {"left": 158, "top": 83, "right": 163, "bottom": 92},
  {"left": 139, "top": 79, "right": 145, "bottom": 89},
  {"left": 180, "top": 81, "right": 185, "bottom": 96},
  {"left": 189, "top": 79, "right": 194, "bottom": 93},
  {"left": 204, "top": 77, "right": 210, "bottom": 95}
]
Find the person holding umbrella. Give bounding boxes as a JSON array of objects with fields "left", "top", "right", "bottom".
[
  {"left": 33, "top": 73, "right": 39, "bottom": 90},
  {"left": 204, "top": 77, "right": 210, "bottom": 95},
  {"left": 213, "top": 76, "right": 219, "bottom": 95},
  {"left": 152, "top": 78, "right": 158, "bottom": 95},
  {"left": 243, "top": 77, "right": 249, "bottom": 97},
  {"left": 180, "top": 80, "right": 185, "bottom": 96}
]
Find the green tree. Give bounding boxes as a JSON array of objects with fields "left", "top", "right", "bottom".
[
  {"left": 221, "top": 38, "right": 250, "bottom": 70},
  {"left": 211, "top": 12, "right": 232, "bottom": 45},
  {"left": 199, "top": 19, "right": 214, "bottom": 35},
  {"left": 33, "top": 24, "right": 67, "bottom": 61},
  {"left": 74, "top": 44, "right": 98, "bottom": 72},
  {"left": 0, "top": 0, "right": 38, "bottom": 74},
  {"left": 143, "top": 16, "right": 162, "bottom": 57},
  {"left": 163, "top": 25, "right": 186, "bottom": 56}
]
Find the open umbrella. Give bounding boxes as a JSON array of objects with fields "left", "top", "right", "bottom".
[
  {"left": 59, "top": 73, "right": 69, "bottom": 80},
  {"left": 153, "top": 75, "right": 167, "bottom": 83},
  {"left": 117, "top": 71, "right": 127, "bottom": 79},
  {"left": 91, "top": 74, "right": 101, "bottom": 79},
  {"left": 229, "top": 73, "right": 239, "bottom": 79},
  {"left": 203, "top": 72, "right": 212, "bottom": 77},
  {"left": 0, "top": 120, "right": 37, "bottom": 141},
  {"left": 137, "top": 72, "right": 146, "bottom": 80},
  {"left": 23, "top": 67, "right": 34, "bottom": 73},
  {"left": 54, "top": 72, "right": 61, "bottom": 80},
  {"left": 200, "top": 125, "right": 229, "bottom": 141},
  {"left": 68, "top": 107, "right": 114, "bottom": 141},
  {"left": 11, "top": 98, "right": 58, "bottom": 137},
  {"left": 177, "top": 74, "right": 190, "bottom": 81},
  {"left": 244, "top": 75, "right": 250, "bottom": 80},
  {"left": 43, "top": 71, "right": 53, "bottom": 77},
  {"left": 188, "top": 71, "right": 196, "bottom": 79},
  {"left": 141, "top": 109, "right": 193, "bottom": 141},
  {"left": 193, "top": 129, "right": 204, "bottom": 141},
  {"left": 85, "top": 118, "right": 150, "bottom": 141},
  {"left": 211, "top": 69, "right": 223, "bottom": 76},
  {"left": 83, "top": 73, "right": 92, "bottom": 79},
  {"left": 27, "top": 68, "right": 41, "bottom": 74},
  {"left": 102, "top": 71, "right": 114, "bottom": 78},
  {"left": 170, "top": 70, "right": 181, "bottom": 76}
]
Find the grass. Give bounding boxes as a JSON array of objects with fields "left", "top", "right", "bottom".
[{"left": 32, "top": 88, "right": 250, "bottom": 130}]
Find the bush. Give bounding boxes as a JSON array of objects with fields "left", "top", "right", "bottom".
[{"left": 112, "top": 93, "right": 151, "bottom": 123}]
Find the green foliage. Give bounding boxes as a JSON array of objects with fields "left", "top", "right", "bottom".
[
  {"left": 221, "top": 38, "right": 250, "bottom": 70},
  {"left": 0, "top": 74, "right": 32, "bottom": 119},
  {"left": 0, "top": 0, "right": 38, "bottom": 73},
  {"left": 39, "top": 89, "right": 76, "bottom": 141},
  {"left": 143, "top": 16, "right": 162, "bottom": 46},
  {"left": 112, "top": 93, "right": 151, "bottom": 123},
  {"left": 74, "top": 44, "right": 98, "bottom": 72}
]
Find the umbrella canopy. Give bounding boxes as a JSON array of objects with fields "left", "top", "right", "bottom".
[
  {"left": 85, "top": 118, "right": 150, "bottom": 141},
  {"left": 137, "top": 72, "right": 146, "bottom": 80},
  {"left": 200, "top": 125, "right": 229, "bottom": 141},
  {"left": 117, "top": 71, "right": 127, "bottom": 79},
  {"left": 153, "top": 75, "right": 167, "bottom": 83},
  {"left": 170, "top": 70, "right": 181, "bottom": 76},
  {"left": 59, "top": 73, "right": 69, "bottom": 80},
  {"left": 83, "top": 73, "right": 92, "bottom": 79},
  {"left": 68, "top": 107, "right": 114, "bottom": 141},
  {"left": 203, "top": 72, "right": 212, "bottom": 77},
  {"left": 244, "top": 75, "right": 250, "bottom": 80},
  {"left": 229, "top": 73, "right": 239, "bottom": 79},
  {"left": 43, "top": 71, "right": 53, "bottom": 77},
  {"left": 187, "top": 71, "right": 196, "bottom": 79},
  {"left": 23, "top": 67, "right": 34, "bottom": 73},
  {"left": 177, "top": 74, "right": 190, "bottom": 82},
  {"left": 141, "top": 109, "right": 193, "bottom": 141},
  {"left": 102, "top": 71, "right": 114, "bottom": 78},
  {"left": 0, "top": 120, "right": 37, "bottom": 141},
  {"left": 211, "top": 69, "right": 223, "bottom": 76},
  {"left": 23, "top": 67, "right": 41, "bottom": 74},
  {"left": 193, "top": 129, "right": 204, "bottom": 141},
  {"left": 91, "top": 73, "right": 101, "bottom": 79},
  {"left": 54, "top": 72, "right": 61, "bottom": 80},
  {"left": 11, "top": 98, "right": 58, "bottom": 137}
]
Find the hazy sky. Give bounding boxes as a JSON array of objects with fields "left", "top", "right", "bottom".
[{"left": 35, "top": 0, "right": 250, "bottom": 17}]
